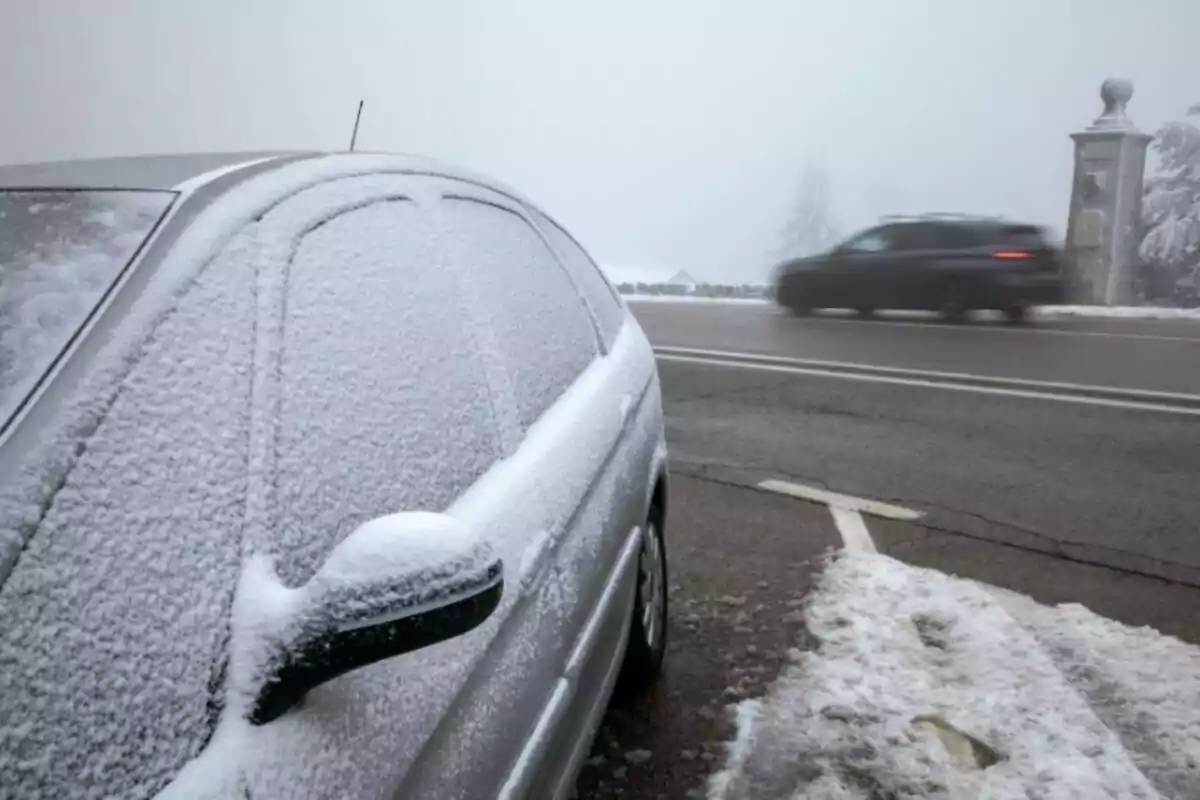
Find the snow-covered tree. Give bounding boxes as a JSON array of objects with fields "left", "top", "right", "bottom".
[
  {"left": 1140, "top": 103, "right": 1200, "bottom": 306},
  {"left": 776, "top": 163, "right": 839, "bottom": 261}
]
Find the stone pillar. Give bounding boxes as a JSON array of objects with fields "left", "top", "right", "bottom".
[{"left": 1064, "top": 78, "right": 1153, "bottom": 305}]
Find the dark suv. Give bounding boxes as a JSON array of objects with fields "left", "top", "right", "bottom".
[{"left": 773, "top": 214, "right": 1065, "bottom": 323}]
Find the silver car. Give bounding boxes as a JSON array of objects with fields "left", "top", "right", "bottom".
[{"left": 0, "top": 152, "right": 670, "bottom": 799}]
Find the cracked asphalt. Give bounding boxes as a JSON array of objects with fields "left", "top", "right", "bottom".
[{"left": 574, "top": 301, "right": 1200, "bottom": 799}]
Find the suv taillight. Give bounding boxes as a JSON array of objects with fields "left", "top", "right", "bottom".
[{"left": 993, "top": 250, "right": 1033, "bottom": 260}]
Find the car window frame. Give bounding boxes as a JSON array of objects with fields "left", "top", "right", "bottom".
[{"left": 525, "top": 206, "right": 625, "bottom": 354}]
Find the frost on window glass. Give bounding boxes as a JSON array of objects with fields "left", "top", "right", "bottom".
[
  {"left": 443, "top": 199, "right": 599, "bottom": 431},
  {"left": 273, "top": 200, "right": 502, "bottom": 586},
  {"left": 0, "top": 233, "right": 255, "bottom": 800},
  {"left": 530, "top": 208, "right": 625, "bottom": 349},
  {"left": 0, "top": 190, "right": 174, "bottom": 420}
]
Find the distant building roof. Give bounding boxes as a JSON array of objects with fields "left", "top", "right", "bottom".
[{"left": 668, "top": 269, "right": 700, "bottom": 285}]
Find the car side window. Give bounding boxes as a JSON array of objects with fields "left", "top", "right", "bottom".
[
  {"left": 891, "top": 223, "right": 939, "bottom": 251},
  {"left": 441, "top": 197, "right": 600, "bottom": 433},
  {"left": 934, "top": 224, "right": 982, "bottom": 249},
  {"left": 842, "top": 228, "right": 892, "bottom": 253},
  {"left": 528, "top": 209, "right": 625, "bottom": 350},
  {"left": 273, "top": 198, "right": 503, "bottom": 585}
]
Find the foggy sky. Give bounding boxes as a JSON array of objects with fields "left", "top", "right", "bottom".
[{"left": 2, "top": 1, "right": 1196, "bottom": 282}]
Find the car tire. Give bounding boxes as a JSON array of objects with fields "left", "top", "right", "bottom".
[
  {"left": 1003, "top": 304, "right": 1030, "bottom": 325},
  {"left": 616, "top": 504, "right": 668, "bottom": 695},
  {"left": 938, "top": 285, "right": 971, "bottom": 324},
  {"left": 788, "top": 303, "right": 813, "bottom": 317},
  {"left": 855, "top": 307, "right": 876, "bottom": 319}
]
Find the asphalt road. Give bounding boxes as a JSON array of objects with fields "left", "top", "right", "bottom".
[
  {"left": 575, "top": 301, "right": 1200, "bottom": 798},
  {"left": 635, "top": 301, "right": 1200, "bottom": 586}
]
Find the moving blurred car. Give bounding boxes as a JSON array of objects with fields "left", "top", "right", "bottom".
[
  {"left": 0, "top": 152, "right": 670, "bottom": 800},
  {"left": 773, "top": 214, "right": 1064, "bottom": 323}
]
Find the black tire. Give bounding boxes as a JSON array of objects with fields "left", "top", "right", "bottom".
[
  {"left": 788, "top": 303, "right": 813, "bottom": 317},
  {"left": 938, "top": 286, "right": 970, "bottom": 324},
  {"left": 855, "top": 307, "right": 876, "bottom": 319},
  {"left": 616, "top": 504, "right": 668, "bottom": 695},
  {"left": 1002, "top": 304, "right": 1030, "bottom": 325}
]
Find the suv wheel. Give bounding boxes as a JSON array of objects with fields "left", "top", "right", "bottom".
[
  {"left": 617, "top": 505, "right": 668, "bottom": 694},
  {"left": 1003, "top": 304, "right": 1030, "bottom": 325},
  {"left": 938, "top": 284, "right": 971, "bottom": 324}
]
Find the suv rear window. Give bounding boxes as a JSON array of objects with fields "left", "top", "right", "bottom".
[
  {"left": 997, "top": 223, "right": 1049, "bottom": 249},
  {"left": 0, "top": 189, "right": 174, "bottom": 422}
]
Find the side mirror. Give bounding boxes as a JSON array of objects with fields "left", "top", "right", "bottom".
[{"left": 249, "top": 512, "right": 502, "bottom": 725}]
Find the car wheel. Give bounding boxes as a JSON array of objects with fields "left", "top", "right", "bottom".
[
  {"left": 617, "top": 505, "right": 668, "bottom": 694},
  {"left": 1003, "top": 304, "right": 1030, "bottom": 325},
  {"left": 938, "top": 286, "right": 970, "bottom": 324},
  {"left": 855, "top": 307, "right": 876, "bottom": 319},
  {"left": 788, "top": 303, "right": 813, "bottom": 317}
]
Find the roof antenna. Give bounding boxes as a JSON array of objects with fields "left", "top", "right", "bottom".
[{"left": 349, "top": 100, "right": 365, "bottom": 152}]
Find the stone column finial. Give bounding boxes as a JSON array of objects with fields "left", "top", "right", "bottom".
[{"left": 1091, "top": 77, "right": 1136, "bottom": 131}]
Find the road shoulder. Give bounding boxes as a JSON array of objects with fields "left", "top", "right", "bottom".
[{"left": 573, "top": 475, "right": 841, "bottom": 800}]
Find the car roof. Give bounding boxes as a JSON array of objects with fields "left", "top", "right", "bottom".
[
  {"left": 0, "top": 151, "right": 308, "bottom": 191},
  {"left": 0, "top": 151, "right": 546, "bottom": 214}
]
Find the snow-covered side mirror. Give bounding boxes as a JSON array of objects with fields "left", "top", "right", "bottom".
[{"left": 249, "top": 512, "right": 502, "bottom": 725}]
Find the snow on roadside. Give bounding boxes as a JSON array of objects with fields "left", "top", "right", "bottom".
[
  {"left": 620, "top": 293, "right": 1200, "bottom": 321},
  {"left": 622, "top": 294, "right": 771, "bottom": 305},
  {"left": 1035, "top": 305, "right": 1200, "bottom": 320},
  {"left": 708, "top": 552, "right": 1200, "bottom": 800}
]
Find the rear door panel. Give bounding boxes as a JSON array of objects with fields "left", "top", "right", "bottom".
[{"left": 397, "top": 180, "right": 624, "bottom": 798}]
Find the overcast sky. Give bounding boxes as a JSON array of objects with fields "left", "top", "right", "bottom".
[{"left": 2, "top": 1, "right": 1196, "bottom": 282}]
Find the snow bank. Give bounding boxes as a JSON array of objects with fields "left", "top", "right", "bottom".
[
  {"left": 621, "top": 293, "right": 1200, "bottom": 321},
  {"left": 623, "top": 294, "right": 771, "bottom": 305},
  {"left": 600, "top": 265, "right": 678, "bottom": 286},
  {"left": 708, "top": 552, "right": 1200, "bottom": 800},
  {"left": 1035, "top": 305, "right": 1200, "bottom": 320}
]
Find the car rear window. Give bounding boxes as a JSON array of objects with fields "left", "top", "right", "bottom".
[
  {"left": 0, "top": 189, "right": 174, "bottom": 423},
  {"left": 998, "top": 223, "right": 1049, "bottom": 249}
]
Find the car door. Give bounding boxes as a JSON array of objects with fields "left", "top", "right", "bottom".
[
  {"left": 523, "top": 207, "right": 661, "bottom": 798},
  {"left": 222, "top": 173, "right": 520, "bottom": 800},
  {"left": 392, "top": 181, "right": 643, "bottom": 799},
  {"left": 827, "top": 225, "right": 897, "bottom": 308},
  {"left": 883, "top": 222, "right": 940, "bottom": 308}
]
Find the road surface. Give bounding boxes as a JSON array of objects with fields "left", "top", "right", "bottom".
[
  {"left": 637, "top": 301, "right": 1200, "bottom": 586},
  {"left": 576, "top": 300, "right": 1200, "bottom": 800}
]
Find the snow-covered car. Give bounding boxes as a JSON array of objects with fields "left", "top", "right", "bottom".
[{"left": 0, "top": 152, "right": 670, "bottom": 799}]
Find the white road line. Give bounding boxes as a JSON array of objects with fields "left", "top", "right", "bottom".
[
  {"left": 658, "top": 353, "right": 1200, "bottom": 417},
  {"left": 656, "top": 345, "right": 1200, "bottom": 405},
  {"left": 758, "top": 479, "right": 924, "bottom": 521},
  {"left": 829, "top": 507, "right": 878, "bottom": 553}
]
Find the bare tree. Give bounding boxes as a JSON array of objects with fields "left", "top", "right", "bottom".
[{"left": 776, "top": 163, "right": 840, "bottom": 261}]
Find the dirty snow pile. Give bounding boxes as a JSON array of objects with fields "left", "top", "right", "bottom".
[{"left": 708, "top": 552, "right": 1200, "bottom": 800}]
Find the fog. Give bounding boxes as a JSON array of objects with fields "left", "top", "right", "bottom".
[{"left": 2, "top": 0, "right": 1196, "bottom": 283}]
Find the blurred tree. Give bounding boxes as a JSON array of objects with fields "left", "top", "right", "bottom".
[
  {"left": 775, "top": 163, "right": 840, "bottom": 263},
  {"left": 1140, "top": 103, "right": 1200, "bottom": 307}
]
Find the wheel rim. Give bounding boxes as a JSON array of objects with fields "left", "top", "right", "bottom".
[{"left": 639, "top": 522, "right": 665, "bottom": 651}]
